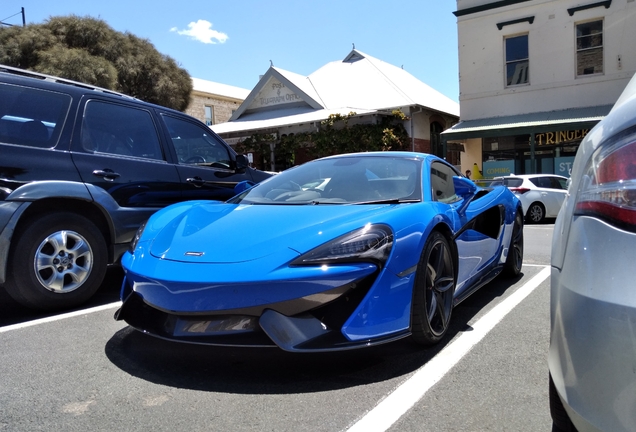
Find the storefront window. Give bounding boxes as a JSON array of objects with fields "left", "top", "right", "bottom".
[{"left": 481, "top": 129, "right": 587, "bottom": 177}]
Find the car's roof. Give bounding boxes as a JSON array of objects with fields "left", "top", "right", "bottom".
[
  {"left": 319, "top": 151, "right": 440, "bottom": 162},
  {"left": 494, "top": 174, "right": 567, "bottom": 180},
  {"left": 0, "top": 64, "right": 183, "bottom": 116}
]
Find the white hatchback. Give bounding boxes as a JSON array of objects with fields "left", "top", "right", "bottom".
[{"left": 490, "top": 174, "right": 568, "bottom": 223}]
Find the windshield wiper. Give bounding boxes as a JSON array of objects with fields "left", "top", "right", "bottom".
[{"left": 356, "top": 198, "right": 420, "bottom": 204}]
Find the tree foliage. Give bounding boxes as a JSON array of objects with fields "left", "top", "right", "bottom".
[
  {"left": 0, "top": 15, "right": 192, "bottom": 111},
  {"left": 236, "top": 110, "right": 411, "bottom": 170}
]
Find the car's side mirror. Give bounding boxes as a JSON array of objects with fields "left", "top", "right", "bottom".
[
  {"left": 235, "top": 154, "right": 249, "bottom": 172},
  {"left": 453, "top": 176, "right": 477, "bottom": 199},
  {"left": 234, "top": 180, "right": 256, "bottom": 194}
]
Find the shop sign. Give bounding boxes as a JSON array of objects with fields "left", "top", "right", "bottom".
[
  {"left": 223, "top": 136, "right": 249, "bottom": 145},
  {"left": 535, "top": 129, "right": 589, "bottom": 146},
  {"left": 248, "top": 79, "right": 303, "bottom": 110},
  {"left": 555, "top": 156, "right": 575, "bottom": 177},
  {"left": 483, "top": 160, "right": 515, "bottom": 178}
]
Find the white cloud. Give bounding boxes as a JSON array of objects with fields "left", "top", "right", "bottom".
[{"left": 170, "top": 20, "right": 228, "bottom": 44}]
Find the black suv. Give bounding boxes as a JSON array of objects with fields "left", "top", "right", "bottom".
[{"left": 0, "top": 65, "right": 271, "bottom": 310}]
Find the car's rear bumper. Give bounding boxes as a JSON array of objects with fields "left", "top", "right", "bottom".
[{"left": 548, "top": 216, "right": 636, "bottom": 432}]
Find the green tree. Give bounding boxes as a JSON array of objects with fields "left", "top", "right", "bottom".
[{"left": 0, "top": 15, "right": 192, "bottom": 111}]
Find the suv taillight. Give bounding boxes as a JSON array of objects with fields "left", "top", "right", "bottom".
[
  {"left": 574, "top": 131, "right": 636, "bottom": 232},
  {"left": 509, "top": 187, "right": 530, "bottom": 194}
]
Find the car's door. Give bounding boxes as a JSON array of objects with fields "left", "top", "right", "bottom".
[
  {"left": 429, "top": 162, "right": 500, "bottom": 298},
  {"left": 70, "top": 98, "right": 183, "bottom": 242},
  {"left": 159, "top": 114, "right": 255, "bottom": 201},
  {"left": 530, "top": 176, "right": 567, "bottom": 217}
]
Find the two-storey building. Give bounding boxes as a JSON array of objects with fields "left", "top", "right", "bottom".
[{"left": 443, "top": 0, "right": 636, "bottom": 179}]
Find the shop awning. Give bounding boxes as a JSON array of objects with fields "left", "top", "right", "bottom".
[{"left": 442, "top": 105, "right": 613, "bottom": 140}]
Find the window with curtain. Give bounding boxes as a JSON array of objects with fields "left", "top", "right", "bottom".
[{"left": 505, "top": 34, "right": 529, "bottom": 86}]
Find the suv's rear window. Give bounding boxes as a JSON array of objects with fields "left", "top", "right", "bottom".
[
  {"left": 0, "top": 83, "right": 71, "bottom": 149},
  {"left": 490, "top": 177, "right": 523, "bottom": 187}
]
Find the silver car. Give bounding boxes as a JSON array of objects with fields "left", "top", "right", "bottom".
[
  {"left": 490, "top": 174, "right": 568, "bottom": 223},
  {"left": 549, "top": 72, "right": 636, "bottom": 431}
]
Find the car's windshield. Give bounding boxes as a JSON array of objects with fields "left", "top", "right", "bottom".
[{"left": 230, "top": 155, "right": 422, "bottom": 205}]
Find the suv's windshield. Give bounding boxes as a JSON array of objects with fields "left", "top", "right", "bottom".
[{"left": 229, "top": 156, "right": 422, "bottom": 205}]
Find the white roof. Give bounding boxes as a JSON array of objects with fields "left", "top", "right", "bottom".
[
  {"left": 212, "top": 107, "right": 377, "bottom": 135},
  {"left": 309, "top": 50, "right": 459, "bottom": 115},
  {"left": 191, "top": 77, "right": 250, "bottom": 101},
  {"left": 212, "top": 49, "right": 458, "bottom": 135}
]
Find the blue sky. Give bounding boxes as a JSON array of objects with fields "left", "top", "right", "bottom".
[{"left": 2, "top": 1, "right": 460, "bottom": 101}]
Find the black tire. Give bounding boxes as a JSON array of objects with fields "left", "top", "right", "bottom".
[
  {"left": 411, "top": 231, "right": 456, "bottom": 345},
  {"left": 503, "top": 210, "right": 524, "bottom": 277},
  {"left": 5, "top": 212, "right": 108, "bottom": 310},
  {"left": 549, "top": 374, "right": 578, "bottom": 432},
  {"left": 526, "top": 202, "right": 545, "bottom": 223}
]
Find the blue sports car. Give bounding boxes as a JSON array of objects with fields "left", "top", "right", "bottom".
[{"left": 115, "top": 152, "right": 523, "bottom": 352}]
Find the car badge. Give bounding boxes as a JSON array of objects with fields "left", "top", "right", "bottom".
[{"left": 184, "top": 251, "right": 205, "bottom": 257}]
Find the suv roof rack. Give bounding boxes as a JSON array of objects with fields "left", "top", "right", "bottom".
[{"left": 0, "top": 64, "right": 138, "bottom": 100}]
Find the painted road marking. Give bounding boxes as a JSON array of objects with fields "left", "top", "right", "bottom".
[
  {"left": 0, "top": 301, "right": 121, "bottom": 333},
  {"left": 346, "top": 266, "right": 551, "bottom": 432}
]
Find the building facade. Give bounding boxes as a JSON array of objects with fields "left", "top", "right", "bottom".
[
  {"left": 443, "top": 0, "right": 636, "bottom": 179},
  {"left": 212, "top": 49, "right": 459, "bottom": 172},
  {"left": 185, "top": 77, "right": 250, "bottom": 126}
]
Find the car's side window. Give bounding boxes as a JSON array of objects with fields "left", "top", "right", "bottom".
[
  {"left": 431, "top": 161, "right": 460, "bottom": 203},
  {"left": 163, "top": 115, "right": 231, "bottom": 169},
  {"left": 0, "top": 83, "right": 70, "bottom": 149},
  {"left": 551, "top": 177, "right": 567, "bottom": 189},
  {"left": 81, "top": 101, "right": 163, "bottom": 160},
  {"left": 531, "top": 177, "right": 552, "bottom": 188}
]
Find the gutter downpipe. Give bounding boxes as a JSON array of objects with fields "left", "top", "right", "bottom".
[{"left": 410, "top": 106, "right": 423, "bottom": 152}]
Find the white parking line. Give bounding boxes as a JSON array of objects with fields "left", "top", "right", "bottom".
[
  {"left": 0, "top": 301, "right": 121, "bottom": 333},
  {"left": 345, "top": 266, "right": 551, "bottom": 432}
]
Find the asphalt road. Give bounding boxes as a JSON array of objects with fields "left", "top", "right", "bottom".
[{"left": 0, "top": 224, "right": 554, "bottom": 432}]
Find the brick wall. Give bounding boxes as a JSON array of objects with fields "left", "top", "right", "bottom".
[
  {"left": 413, "top": 138, "right": 431, "bottom": 153},
  {"left": 185, "top": 94, "right": 243, "bottom": 125}
]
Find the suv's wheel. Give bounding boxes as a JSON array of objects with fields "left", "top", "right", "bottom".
[{"left": 5, "top": 212, "right": 108, "bottom": 310}]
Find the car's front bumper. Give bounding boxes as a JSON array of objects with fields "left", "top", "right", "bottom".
[
  {"left": 0, "top": 201, "right": 30, "bottom": 285},
  {"left": 115, "top": 267, "right": 412, "bottom": 352}
]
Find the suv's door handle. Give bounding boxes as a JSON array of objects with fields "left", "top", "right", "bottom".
[
  {"left": 93, "top": 169, "right": 121, "bottom": 181},
  {"left": 187, "top": 177, "right": 206, "bottom": 187}
]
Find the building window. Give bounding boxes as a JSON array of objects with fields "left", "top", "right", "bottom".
[
  {"left": 505, "top": 34, "right": 529, "bottom": 86},
  {"left": 204, "top": 105, "right": 213, "bottom": 125},
  {"left": 576, "top": 20, "right": 603, "bottom": 76}
]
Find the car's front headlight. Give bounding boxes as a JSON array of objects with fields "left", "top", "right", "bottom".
[
  {"left": 129, "top": 220, "right": 147, "bottom": 254},
  {"left": 291, "top": 224, "right": 393, "bottom": 266}
]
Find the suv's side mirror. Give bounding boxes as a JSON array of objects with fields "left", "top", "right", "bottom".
[{"left": 235, "top": 154, "right": 249, "bottom": 172}]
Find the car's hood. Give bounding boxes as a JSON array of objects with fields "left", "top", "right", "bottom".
[{"left": 149, "top": 202, "right": 396, "bottom": 263}]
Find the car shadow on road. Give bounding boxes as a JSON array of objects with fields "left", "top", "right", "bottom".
[{"left": 103, "top": 271, "right": 527, "bottom": 395}]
